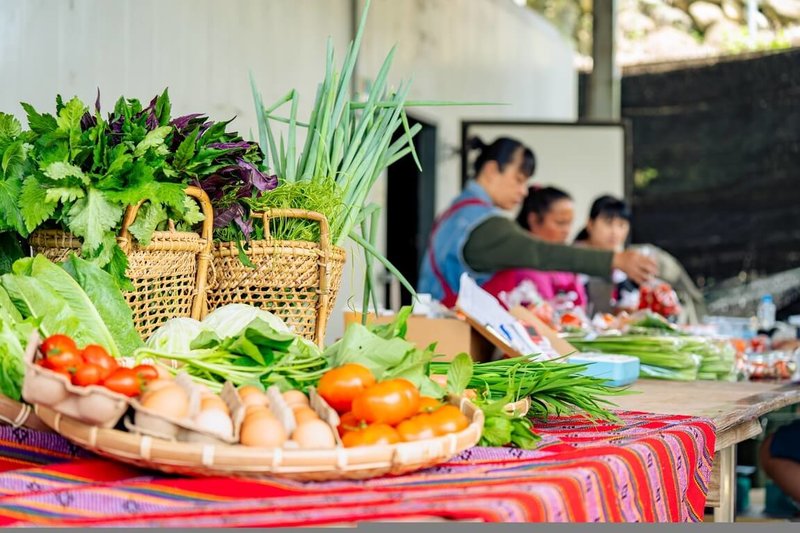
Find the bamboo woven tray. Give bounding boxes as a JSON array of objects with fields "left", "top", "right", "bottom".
[
  {"left": 0, "top": 395, "right": 49, "bottom": 432},
  {"left": 35, "top": 396, "right": 484, "bottom": 481}
]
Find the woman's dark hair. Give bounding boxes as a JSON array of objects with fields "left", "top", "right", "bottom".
[
  {"left": 588, "top": 195, "right": 631, "bottom": 222},
  {"left": 467, "top": 136, "right": 536, "bottom": 178},
  {"left": 516, "top": 186, "right": 572, "bottom": 230},
  {"left": 574, "top": 195, "right": 631, "bottom": 242}
]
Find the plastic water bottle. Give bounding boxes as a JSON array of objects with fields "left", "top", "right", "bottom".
[{"left": 757, "top": 295, "right": 776, "bottom": 331}]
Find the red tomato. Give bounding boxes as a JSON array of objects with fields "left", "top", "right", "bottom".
[
  {"left": 428, "top": 405, "right": 469, "bottom": 435},
  {"left": 560, "top": 313, "right": 582, "bottom": 328},
  {"left": 50, "top": 368, "right": 73, "bottom": 381},
  {"left": 41, "top": 334, "right": 82, "bottom": 371},
  {"left": 342, "top": 423, "right": 401, "bottom": 447},
  {"left": 80, "top": 345, "right": 118, "bottom": 380},
  {"left": 132, "top": 364, "right": 159, "bottom": 382},
  {"left": 417, "top": 396, "right": 443, "bottom": 414},
  {"left": 317, "top": 363, "right": 376, "bottom": 414},
  {"left": 337, "top": 411, "right": 365, "bottom": 437},
  {"left": 351, "top": 379, "right": 420, "bottom": 426},
  {"left": 72, "top": 364, "right": 103, "bottom": 387},
  {"left": 102, "top": 368, "right": 141, "bottom": 397},
  {"left": 396, "top": 414, "right": 438, "bottom": 442}
]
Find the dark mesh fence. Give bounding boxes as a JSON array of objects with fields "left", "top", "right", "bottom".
[{"left": 581, "top": 49, "right": 800, "bottom": 285}]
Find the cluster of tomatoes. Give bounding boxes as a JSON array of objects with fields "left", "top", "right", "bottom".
[
  {"left": 37, "top": 334, "right": 159, "bottom": 397},
  {"left": 317, "top": 363, "right": 470, "bottom": 448},
  {"left": 638, "top": 282, "right": 681, "bottom": 318}
]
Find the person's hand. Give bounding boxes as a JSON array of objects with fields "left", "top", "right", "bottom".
[{"left": 612, "top": 250, "right": 658, "bottom": 285}]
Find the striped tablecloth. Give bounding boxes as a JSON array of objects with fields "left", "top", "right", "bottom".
[{"left": 0, "top": 410, "right": 715, "bottom": 526}]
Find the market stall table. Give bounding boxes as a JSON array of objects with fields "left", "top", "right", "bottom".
[
  {"left": 0, "top": 410, "right": 715, "bottom": 526},
  {"left": 612, "top": 379, "right": 800, "bottom": 523}
]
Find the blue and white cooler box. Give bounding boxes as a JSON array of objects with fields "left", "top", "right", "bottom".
[{"left": 567, "top": 352, "right": 640, "bottom": 387}]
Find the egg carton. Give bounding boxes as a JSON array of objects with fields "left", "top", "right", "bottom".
[
  {"left": 125, "top": 374, "right": 245, "bottom": 445},
  {"left": 307, "top": 387, "right": 343, "bottom": 447},
  {"left": 20, "top": 331, "right": 132, "bottom": 429},
  {"left": 243, "top": 386, "right": 340, "bottom": 449}
]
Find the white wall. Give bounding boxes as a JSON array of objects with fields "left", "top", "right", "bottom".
[{"left": 0, "top": 0, "right": 577, "bottom": 345}]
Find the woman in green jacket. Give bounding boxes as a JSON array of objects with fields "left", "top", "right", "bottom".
[{"left": 417, "top": 136, "right": 658, "bottom": 307}]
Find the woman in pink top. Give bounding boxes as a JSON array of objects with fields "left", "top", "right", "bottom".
[{"left": 482, "top": 186, "right": 588, "bottom": 310}]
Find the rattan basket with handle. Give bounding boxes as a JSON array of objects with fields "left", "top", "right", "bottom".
[
  {"left": 205, "top": 209, "right": 346, "bottom": 346},
  {"left": 34, "top": 396, "right": 483, "bottom": 481},
  {"left": 28, "top": 186, "right": 214, "bottom": 340}
]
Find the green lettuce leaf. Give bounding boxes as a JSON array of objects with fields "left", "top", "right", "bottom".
[
  {"left": 0, "top": 272, "right": 83, "bottom": 344},
  {"left": 0, "top": 313, "right": 29, "bottom": 401},
  {"left": 324, "top": 322, "right": 415, "bottom": 379},
  {"left": 61, "top": 254, "right": 142, "bottom": 356},
  {"left": 0, "top": 285, "right": 22, "bottom": 323},
  {"left": 21, "top": 255, "right": 123, "bottom": 357}
]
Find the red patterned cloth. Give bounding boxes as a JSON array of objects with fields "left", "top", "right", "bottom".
[{"left": 0, "top": 411, "right": 715, "bottom": 525}]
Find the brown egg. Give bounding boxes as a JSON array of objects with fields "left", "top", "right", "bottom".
[
  {"left": 292, "top": 419, "right": 336, "bottom": 449},
  {"left": 241, "top": 392, "right": 269, "bottom": 408},
  {"left": 282, "top": 390, "right": 309, "bottom": 408},
  {"left": 292, "top": 407, "right": 319, "bottom": 425},
  {"left": 200, "top": 395, "right": 230, "bottom": 415},
  {"left": 244, "top": 404, "right": 273, "bottom": 421},
  {"left": 238, "top": 385, "right": 264, "bottom": 398},
  {"left": 140, "top": 384, "right": 189, "bottom": 419},
  {"left": 240, "top": 416, "right": 287, "bottom": 447},
  {"left": 139, "top": 378, "right": 176, "bottom": 401}
]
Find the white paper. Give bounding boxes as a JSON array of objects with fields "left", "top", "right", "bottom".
[{"left": 456, "top": 274, "right": 540, "bottom": 355}]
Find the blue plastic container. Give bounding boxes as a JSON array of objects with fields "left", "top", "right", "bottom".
[{"left": 567, "top": 353, "right": 640, "bottom": 387}]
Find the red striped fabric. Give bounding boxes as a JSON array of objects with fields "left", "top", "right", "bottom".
[{"left": 0, "top": 410, "right": 715, "bottom": 525}]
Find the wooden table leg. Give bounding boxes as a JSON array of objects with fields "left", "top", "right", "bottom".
[{"left": 713, "top": 445, "right": 737, "bottom": 523}]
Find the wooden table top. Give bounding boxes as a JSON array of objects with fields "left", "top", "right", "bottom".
[{"left": 612, "top": 379, "right": 800, "bottom": 433}]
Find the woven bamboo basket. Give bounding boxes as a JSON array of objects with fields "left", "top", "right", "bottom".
[
  {"left": 28, "top": 186, "right": 214, "bottom": 340},
  {"left": 0, "top": 395, "right": 49, "bottom": 432},
  {"left": 206, "top": 209, "right": 346, "bottom": 346},
  {"left": 34, "top": 396, "right": 483, "bottom": 481}
]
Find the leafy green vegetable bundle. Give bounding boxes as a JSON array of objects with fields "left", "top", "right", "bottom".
[
  {"left": 0, "top": 90, "right": 274, "bottom": 288},
  {"left": 565, "top": 334, "right": 736, "bottom": 381}
]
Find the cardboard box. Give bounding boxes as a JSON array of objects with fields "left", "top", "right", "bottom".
[{"left": 342, "top": 312, "right": 495, "bottom": 362}]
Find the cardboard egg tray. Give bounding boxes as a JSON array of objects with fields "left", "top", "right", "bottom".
[{"left": 125, "top": 374, "right": 245, "bottom": 445}]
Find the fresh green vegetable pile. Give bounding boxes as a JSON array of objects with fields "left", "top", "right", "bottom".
[
  {"left": 0, "top": 254, "right": 142, "bottom": 400},
  {"left": 565, "top": 334, "right": 736, "bottom": 382},
  {"left": 0, "top": 90, "right": 274, "bottom": 288},
  {"left": 135, "top": 305, "right": 328, "bottom": 393}
]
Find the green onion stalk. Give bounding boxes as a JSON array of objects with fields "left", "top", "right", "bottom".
[
  {"left": 430, "top": 356, "right": 628, "bottom": 423},
  {"left": 246, "top": 0, "right": 500, "bottom": 307}
]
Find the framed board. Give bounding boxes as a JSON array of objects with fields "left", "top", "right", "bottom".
[{"left": 460, "top": 120, "right": 632, "bottom": 241}]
